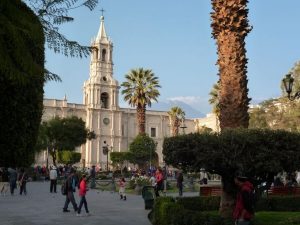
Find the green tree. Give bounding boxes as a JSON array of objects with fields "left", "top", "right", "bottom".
[
  {"left": 128, "top": 134, "right": 157, "bottom": 169},
  {"left": 163, "top": 129, "right": 300, "bottom": 217},
  {"left": 57, "top": 151, "right": 81, "bottom": 165},
  {"left": 121, "top": 68, "right": 161, "bottom": 134},
  {"left": 0, "top": 0, "right": 44, "bottom": 167},
  {"left": 110, "top": 152, "right": 130, "bottom": 170},
  {"left": 168, "top": 106, "right": 185, "bottom": 136},
  {"left": 211, "top": 0, "right": 251, "bottom": 130},
  {"left": 23, "top": 0, "right": 99, "bottom": 81},
  {"left": 211, "top": 0, "right": 252, "bottom": 217},
  {"left": 37, "top": 116, "right": 95, "bottom": 165},
  {"left": 249, "top": 98, "right": 300, "bottom": 131}
]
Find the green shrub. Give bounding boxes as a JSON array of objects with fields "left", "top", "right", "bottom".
[
  {"left": 176, "top": 196, "right": 220, "bottom": 211},
  {"left": 150, "top": 197, "right": 175, "bottom": 225},
  {"left": 150, "top": 197, "right": 223, "bottom": 225},
  {"left": 255, "top": 196, "right": 300, "bottom": 212}
]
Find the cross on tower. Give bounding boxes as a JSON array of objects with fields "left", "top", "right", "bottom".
[{"left": 100, "top": 8, "right": 105, "bottom": 17}]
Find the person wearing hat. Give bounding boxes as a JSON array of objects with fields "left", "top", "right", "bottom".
[
  {"left": 50, "top": 166, "right": 58, "bottom": 193},
  {"left": 233, "top": 175, "right": 255, "bottom": 225}
]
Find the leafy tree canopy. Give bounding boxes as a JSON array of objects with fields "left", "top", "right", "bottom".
[
  {"left": 57, "top": 150, "right": 81, "bottom": 165},
  {"left": 249, "top": 97, "right": 300, "bottom": 131},
  {"left": 0, "top": 0, "right": 44, "bottom": 167},
  {"left": 163, "top": 129, "right": 300, "bottom": 192},
  {"left": 37, "top": 116, "right": 94, "bottom": 165},
  {"left": 128, "top": 134, "right": 157, "bottom": 169}
]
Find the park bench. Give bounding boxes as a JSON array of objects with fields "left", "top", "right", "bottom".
[
  {"left": 200, "top": 186, "right": 222, "bottom": 196},
  {"left": 267, "top": 186, "right": 300, "bottom": 196}
]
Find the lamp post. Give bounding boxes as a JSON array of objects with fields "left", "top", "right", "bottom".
[
  {"left": 282, "top": 73, "right": 300, "bottom": 100},
  {"left": 102, "top": 141, "right": 112, "bottom": 171}
]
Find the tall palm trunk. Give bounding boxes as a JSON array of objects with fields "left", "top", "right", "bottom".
[
  {"left": 211, "top": 0, "right": 251, "bottom": 130},
  {"left": 137, "top": 104, "right": 146, "bottom": 134},
  {"left": 172, "top": 118, "right": 179, "bottom": 136},
  {"left": 211, "top": 0, "right": 251, "bottom": 218}
]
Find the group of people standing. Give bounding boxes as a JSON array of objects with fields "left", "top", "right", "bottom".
[{"left": 0, "top": 167, "right": 28, "bottom": 196}]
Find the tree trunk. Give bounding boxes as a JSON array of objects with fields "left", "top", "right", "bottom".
[
  {"left": 172, "top": 118, "right": 179, "bottom": 136},
  {"left": 137, "top": 104, "right": 146, "bottom": 134},
  {"left": 211, "top": 0, "right": 251, "bottom": 130},
  {"left": 50, "top": 149, "right": 57, "bottom": 166},
  {"left": 219, "top": 177, "right": 236, "bottom": 219}
]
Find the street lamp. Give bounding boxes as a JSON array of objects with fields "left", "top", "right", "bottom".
[
  {"left": 102, "top": 141, "right": 112, "bottom": 171},
  {"left": 282, "top": 73, "right": 300, "bottom": 101}
]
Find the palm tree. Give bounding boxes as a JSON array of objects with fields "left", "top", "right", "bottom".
[
  {"left": 211, "top": 0, "right": 251, "bottom": 130},
  {"left": 168, "top": 106, "right": 185, "bottom": 136},
  {"left": 209, "top": 82, "right": 220, "bottom": 132},
  {"left": 121, "top": 68, "right": 161, "bottom": 134},
  {"left": 211, "top": 0, "right": 251, "bottom": 218}
]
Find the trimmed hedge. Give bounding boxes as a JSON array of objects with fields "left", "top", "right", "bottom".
[
  {"left": 256, "top": 196, "right": 300, "bottom": 212},
  {"left": 149, "top": 196, "right": 300, "bottom": 225},
  {"left": 149, "top": 197, "right": 224, "bottom": 225},
  {"left": 176, "top": 196, "right": 220, "bottom": 211}
]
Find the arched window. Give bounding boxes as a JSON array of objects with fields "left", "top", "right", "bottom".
[
  {"left": 100, "top": 92, "right": 109, "bottom": 108},
  {"left": 94, "top": 48, "right": 98, "bottom": 60},
  {"left": 102, "top": 49, "right": 106, "bottom": 61}
]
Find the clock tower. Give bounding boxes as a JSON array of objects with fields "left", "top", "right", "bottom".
[{"left": 83, "top": 16, "right": 121, "bottom": 168}]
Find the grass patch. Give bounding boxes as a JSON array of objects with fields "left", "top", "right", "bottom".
[{"left": 253, "top": 212, "right": 300, "bottom": 225}]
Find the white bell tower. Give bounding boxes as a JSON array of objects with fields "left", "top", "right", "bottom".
[{"left": 83, "top": 15, "right": 121, "bottom": 168}]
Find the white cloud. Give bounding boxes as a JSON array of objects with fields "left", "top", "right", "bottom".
[{"left": 167, "top": 96, "right": 208, "bottom": 105}]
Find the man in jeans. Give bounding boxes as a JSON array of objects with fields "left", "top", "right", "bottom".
[
  {"left": 63, "top": 168, "right": 78, "bottom": 212},
  {"left": 233, "top": 175, "right": 254, "bottom": 225},
  {"left": 49, "top": 166, "right": 58, "bottom": 193}
]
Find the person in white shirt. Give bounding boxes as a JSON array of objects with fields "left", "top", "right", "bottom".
[{"left": 49, "top": 166, "right": 58, "bottom": 193}]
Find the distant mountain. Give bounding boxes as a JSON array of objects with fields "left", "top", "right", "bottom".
[{"left": 150, "top": 100, "right": 205, "bottom": 118}]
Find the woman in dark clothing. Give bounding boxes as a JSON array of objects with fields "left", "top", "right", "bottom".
[{"left": 18, "top": 168, "right": 28, "bottom": 195}]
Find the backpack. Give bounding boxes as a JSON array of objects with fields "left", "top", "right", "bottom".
[{"left": 61, "top": 179, "right": 68, "bottom": 195}]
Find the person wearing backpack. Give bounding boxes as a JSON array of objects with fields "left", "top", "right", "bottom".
[
  {"left": 63, "top": 168, "right": 78, "bottom": 213},
  {"left": 233, "top": 175, "right": 255, "bottom": 225}
]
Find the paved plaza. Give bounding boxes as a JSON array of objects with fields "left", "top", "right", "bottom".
[{"left": 0, "top": 182, "right": 151, "bottom": 225}]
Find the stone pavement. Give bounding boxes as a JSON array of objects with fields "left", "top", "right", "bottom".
[{"left": 0, "top": 182, "right": 151, "bottom": 225}]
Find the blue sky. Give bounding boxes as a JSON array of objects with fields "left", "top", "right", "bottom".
[{"left": 44, "top": 0, "right": 300, "bottom": 114}]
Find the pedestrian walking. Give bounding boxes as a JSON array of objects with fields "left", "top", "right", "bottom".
[
  {"left": 18, "top": 168, "right": 28, "bottom": 195},
  {"left": 176, "top": 171, "right": 184, "bottom": 196},
  {"left": 8, "top": 167, "right": 17, "bottom": 195},
  {"left": 110, "top": 176, "right": 116, "bottom": 193},
  {"left": 149, "top": 173, "right": 156, "bottom": 187},
  {"left": 77, "top": 175, "right": 90, "bottom": 216},
  {"left": 63, "top": 168, "right": 78, "bottom": 213},
  {"left": 233, "top": 175, "right": 255, "bottom": 225},
  {"left": 154, "top": 168, "right": 164, "bottom": 197},
  {"left": 89, "top": 165, "right": 96, "bottom": 189},
  {"left": 50, "top": 166, "right": 58, "bottom": 193},
  {"left": 119, "top": 177, "right": 126, "bottom": 200}
]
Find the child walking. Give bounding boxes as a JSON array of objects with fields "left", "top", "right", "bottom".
[
  {"left": 77, "top": 175, "right": 90, "bottom": 216},
  {"left": 119, "top": 177, "right": 126, "bottom": 201}
]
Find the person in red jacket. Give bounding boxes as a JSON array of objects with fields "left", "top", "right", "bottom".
[
  {"left": 233, "top": 176, "right": 254, "bottom": 225},
  {"left": 155, "top": 168, "right": 164, "bottom": 197},
  {"left": 77, "top": 175, "right": 90, "bottom": 216}
]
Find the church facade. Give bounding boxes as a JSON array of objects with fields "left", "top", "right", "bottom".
[{"left": 39, "top": 16, "right": 218, "bottom": 168}]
